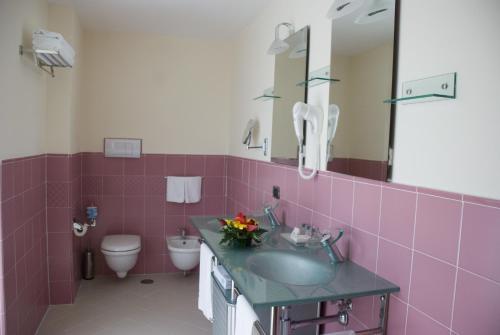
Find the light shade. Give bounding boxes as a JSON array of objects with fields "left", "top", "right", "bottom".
[
  {"left": 355, "top": 0, "right": 394, "bottom": 24},
  {"left": 327, "top": 0, "right": 365, "bottom": 20},
  {"left": 267, "top": 22, "right": 294, "bottom": 55},
  {"left": 268, "top": 38, "right": 290, "bottom": 55}
]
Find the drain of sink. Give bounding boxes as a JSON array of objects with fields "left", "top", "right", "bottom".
[{"left": 140, "top": 279, "right": 154, "bottom": 284}]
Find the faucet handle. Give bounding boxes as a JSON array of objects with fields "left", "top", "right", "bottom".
[
  {"left": 321, "top": 229, "right": 344, "bottom": 245},
  {"left": 321, "top": 233, "right": 332, "bottom": 244}
]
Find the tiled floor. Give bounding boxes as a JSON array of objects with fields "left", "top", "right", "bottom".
[{"left": 37, "top": 273, "right": 212, "bottom": 335}]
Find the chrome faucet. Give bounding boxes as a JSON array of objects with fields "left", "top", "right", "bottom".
[
  {"left": 321, "top": 229, "right": 345, "bottom": 263},
  {"left": 263, "top": 203, "right": 280, "bottom": 229},
  {"left": 178, "top": 227, "right": 187, "bottom": 239}
]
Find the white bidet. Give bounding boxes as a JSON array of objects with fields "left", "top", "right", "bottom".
[{"left": 166, "top": 236, "right": 201, "bottom": 272}]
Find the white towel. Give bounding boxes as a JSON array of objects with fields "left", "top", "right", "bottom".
[
  {"left": 198, "top": 243, "right": 214, "bottom": 321},
  {"left": 166, "top": 176, "right": 185, "bottom": 203},
  {"left": 185, "top": 176, "right": 202, "bottom": 203},
  {"left": 235, "top": 295, "right": 260, "bottom": 335}
]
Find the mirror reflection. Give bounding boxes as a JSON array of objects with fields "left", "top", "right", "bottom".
[
  {"left": 326, "top": 0, "right": 397, "bottom": 181},
  {"left": 270, "top": 27, "right": 309, "bottom": 166}
]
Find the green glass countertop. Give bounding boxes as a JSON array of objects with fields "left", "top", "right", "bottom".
[{"left": 190, "top": 216, "right": 400, "bottom": 308}]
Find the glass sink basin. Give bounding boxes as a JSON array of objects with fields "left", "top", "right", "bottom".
[{"left": 246, "top": 250, "right": 335, "bottom": 286}]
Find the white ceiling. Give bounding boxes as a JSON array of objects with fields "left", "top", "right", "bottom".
[{"left": 48, "top": 0, "right": 270, "bottom": 38}]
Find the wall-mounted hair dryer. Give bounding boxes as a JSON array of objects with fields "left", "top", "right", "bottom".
[
  {"left": 293, "top": 102, "right": 324, "bottom": 180},
  {"left": 326, "top": 104, "right": 340, "bottom": 162}
]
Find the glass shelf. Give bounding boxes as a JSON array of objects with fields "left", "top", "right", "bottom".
[
  {"left": 385, "top": 72, "right": 457, "bottom": 104},
  {"left": 297, "top": 66, "right": 340, "bottom": 88},
  {"left": 253, "top": 95, "right": 281, "bottom": 101},
  {"left": 384, "top": 93, "right": 455, "bottom": 104},
  {"left": 254, "top": 87, "right": 280, "bottom": 101}
]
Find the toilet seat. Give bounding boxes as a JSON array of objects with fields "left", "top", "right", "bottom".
[{"left": 101, "top": 235, "right": 141, "bottom": 253}]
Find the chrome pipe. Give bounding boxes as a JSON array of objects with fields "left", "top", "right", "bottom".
[
  {"left": 270, "top": 306, "right": 280, "bottom": 335},
  {"left": 290, "top": 313, "right": 341, "bottom": 330},
  {"left": 354, "top": 328, "right": 383, "bottom": 335}
]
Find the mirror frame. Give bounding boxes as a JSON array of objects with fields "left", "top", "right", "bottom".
[{"left": 386, "top": 0, "right": 401, "bottom": 181}]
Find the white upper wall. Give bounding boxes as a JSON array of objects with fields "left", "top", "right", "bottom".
[
  {"left": 0, "top": 0, "right": 48, "bottom": 161},
  {"left": 46, "top": 3, "right": 82, "bottom": 154},
  {"left": 392, "top": 0, "right": 500, "bottom": 199},
  {"left": 79, "top": 31, "right": 234, "bottom": 154}
]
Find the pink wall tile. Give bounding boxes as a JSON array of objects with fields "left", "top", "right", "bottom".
[
  {"left": 241, "top": 160, "right": 250, "bottom": 184},
  {"left": 312, "top": 212, "right": 330, "bottom": 232},
  {"left": 100, "top": 196, "right": 123, "bottom": 225},
  {"left": 414, "top": 194, "right": 462, "bottom": 264},
  {"left": 186, "top": 155, "right": 205, "bottom": 176},
  {"left": 49, "top": 281, "right": 72, "bottom": 305},
  {"left": 205, "top": 156, "right": 225, "bottom": 177},
  {"left": 204, "top": 196, "right": 225, "bottom": 216},
  {"left": 145, "top": 196, "right": 164, "bottom": 225},
  {"left": 48, "top": 257, "right": 73, "bottom": 282},
  {"left": 83, "top": 155, "right": 123, "bottom": 176},
  {"left": 296, "top": 206, "right": 312, "bottom": 226},
  {"left": 227, "top": 157, "right": 242, "bottom": 180},
  {"left": 145, "top": 176, "right": 165, "bottom": 196},
  {"left": 452, "top": 270, "right": 500, "bottom": 335},
  {"left": 349, "top": 228, "right": 378, "bottom": 272},
  {"left": 103, "top": 176, "right": 123, "bottom": 196},
  {"left": 350, "top": 296, "right": 377, "bottom": 328},
  {"left": 204, "top": 177, "right": 224, "bottom": 196},
  {"left": 406, "top": 306, "right": 449, "bottom": 335},
  {"left": 377, "top": 239, "right": 412, "bottom": 302},
  {"left": 165, "top": 155, "right": 186, "bottom": 176},
  {"left": 386, "top": 296, "right": 408, "bottom": 335},
  {"left": 298, "top": 177, "right": 315, "bottom": 209},
  {"left": 1, "top": 164, "right": 15, "bottom": 200},
  {"left": 331, "top": 177, "right": 354, "bottom": 225},
  {"left": 379, "top": 187, "right": 416, "bottom": 247},
  {"left": 459, "top": 203, "right": 500, "bottom": 282},
  {"left": 123, "top": 197, "right": 145, "bottom": 226},
  {"left": 47, "top": 182, "right": 70, "bottom": 208},
  {"left": 353, "top": 182, "right": 381, "bottom": 234},
  {"left": 165, "top": 202, "right": 185, "bottom": 216},
  {"left": 124, "top": 157, "right": 145, "bottom": 175},
  {"left": 83, "top": 176, "right": 103, "bottom": 195},
  {"left": 47, "top": 156, "right": 70, "bottom": 182},
  {"left": 313, "top": 175, "right": 332, "bottom": 217},
  {"left": 409, "top": 252, "right": 456, "bottom": 326},
  {"left": 124, "top": 176, "right": 145, "bottom": 196},
  {"left": 463, "top": 194, "right": 500, "bottom": 209},
  {"left": 48, "top": 233, "right": 72, "bottom": 257},
  {"left": 282, "top": 169, "right": 298, "bottom": 203},
  {"left": 145, "top": 154, "right": 165, "bottom": 176}
]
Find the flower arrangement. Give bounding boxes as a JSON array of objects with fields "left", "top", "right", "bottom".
[{"left": 218, "top": 212, "right": 267, "bottom": 247}]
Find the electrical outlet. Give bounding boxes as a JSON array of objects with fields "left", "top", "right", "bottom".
[{"left": 272, "top": 186, "right": 280, "bottom": 199}]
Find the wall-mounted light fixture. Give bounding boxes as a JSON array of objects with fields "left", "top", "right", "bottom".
[
  {"left": 267, "top": 22, "right": 295, "bottom": 55},
  {"left": 355, "top": 0, "right": 394, "bottom": 24},
  {"left": 326, "top": 0, "right": 365, "bottom": 20}
]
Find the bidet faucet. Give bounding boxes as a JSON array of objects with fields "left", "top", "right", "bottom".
[
  {"left": 321, "top": 229, "right": 345, "bottom": 264},
  {"left": 178, "top": 228, "right": 187, "bottom": 239},
  {"left": 263, "top": 203, "right": 280, "bottom": 229}
]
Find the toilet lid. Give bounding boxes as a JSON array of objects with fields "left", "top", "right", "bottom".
[{"left": 101, "top": 235, "right": 141, "bottom": 252}]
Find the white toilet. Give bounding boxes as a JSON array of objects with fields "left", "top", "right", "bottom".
[{"left": 101, "top": 235, "right": 141, "bottom": 278}]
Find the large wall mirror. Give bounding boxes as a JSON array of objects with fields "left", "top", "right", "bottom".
[
  {"left": 270, "top": 27, "right": 309, "bottom": 166},
  {"left": 325, "top": 0, "right": 398, "bottom": 181}
]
